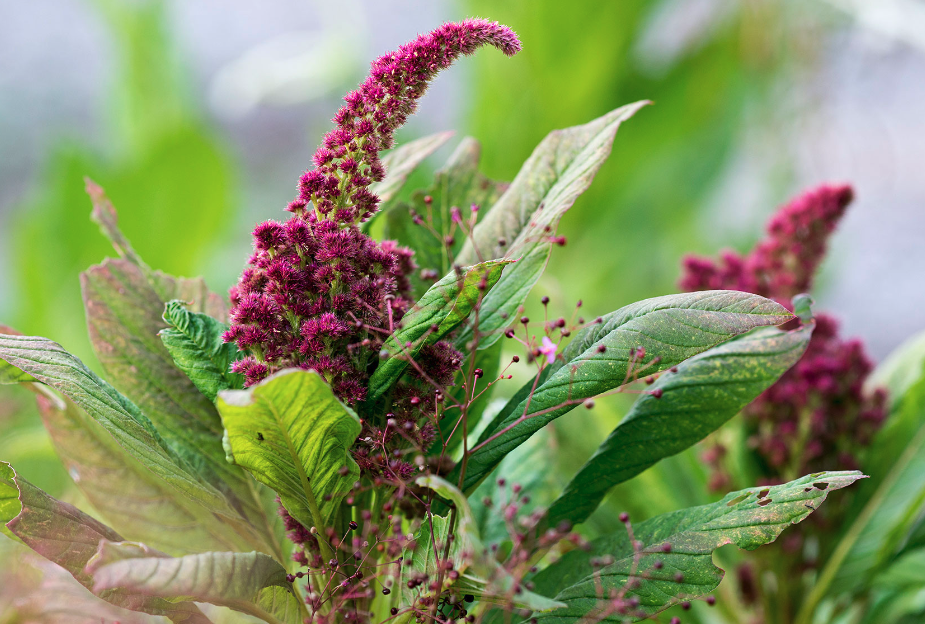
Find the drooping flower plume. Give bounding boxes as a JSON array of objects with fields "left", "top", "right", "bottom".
[
  {"left": 223, "top": 20, "right": 522, "bottom": 402},
  {"left": 680, "top": 184, "right": 886, "bottom": 483}
]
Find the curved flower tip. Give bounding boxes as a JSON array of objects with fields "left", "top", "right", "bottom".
[{"left": 679, "top": 183, "right": 855, "bottom": 301}]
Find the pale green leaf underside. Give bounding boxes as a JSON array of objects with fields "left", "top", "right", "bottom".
[
  {"left": 546, "top": 324, "right": 812, "bottom": 528},
  {"left": 455, "top": 102, "right": 649, "bottom": 350},
  {"left": 452, "top": 291, "right": 794, "bottom": 493},
  {"left": 160, "top": 299, "right": 245, "bottom": 402},
  {"left": 0, "top": 334, "right": 236, "bottom": 518},
  {"left": 533, "top": 471, "right": 865, "bottom": 623},
  {"left": 2, "top": 461, "right": 209, "bottom": 623},
  {"left": 89, "top": 542, "right": 301, "bottom": 624},
  {"left": 217, "top": 369, "right": 361, "bottom": 529}
]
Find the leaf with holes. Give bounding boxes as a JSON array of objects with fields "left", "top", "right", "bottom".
[{"left": 531, "top": 471, "right": 865, "bottom": 623}]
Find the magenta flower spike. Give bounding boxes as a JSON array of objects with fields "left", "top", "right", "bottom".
[
  {"left": 680, "top": 184, "right": 887, "bottom": 482},
  {"left": 224, "top": 20, "right": 521, "bottom": 401}
]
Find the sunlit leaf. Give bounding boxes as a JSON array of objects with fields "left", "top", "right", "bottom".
[{"left": 217, "top": 369, "right": 361, "bottom": 531}]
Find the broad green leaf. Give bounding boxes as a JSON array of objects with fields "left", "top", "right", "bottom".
[
  {"left": 159, "top": 299, "right": 245, "bottom": 402},
  {"left": 407, "top": 476, "right": 565, "bottom": 613},
  {"left": 0, "top": 334, "right": 240, "bottom": 519},
  {"left": 546, "top": 324, "right": 812, "bottom": 528},
  {"left": 366, "top": 260, "right": 511, "bottom": 404},
  {"left": 31, "top": 388, "right": 265, "bottom": 555},
  {"left": 217, "top": 369, "right": 361, "bottom": 533},
  {"left": 797, "top": 336, "right": 925, "bottom": 621},
  {"left": 363, "top": 130, "right": 455, "bottom": 226},
  {"left": 866, "top": 328, "right": 925, "bottom": 409},
  {"left": 82, "top": 259, "right": 261, "bottom": 521},
  {"left": 1, "top": 461, "right": 209, "bottom": 623},
  {"left": 451, "top": 291, "right": 794, "bottom": 494},
  {"left": 384, "top": 138, "right": 509, "bottom": 298},
  {"left": 87, "top": 541, "right": 303, "bottom": 624},
  {"left": 86, "top": 178, "right": 228, "bottom": 322},
  {"left": 454, "top": 102, "right": 649, "bottom": 350},
  {"left": 532, "top": 471, "right": 865, "bottom": 624},
  {"left": 872, "top": 547, "right": 925, "bottom": 590}
]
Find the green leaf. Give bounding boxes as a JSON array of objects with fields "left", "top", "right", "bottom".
[
  {"left": 0, "top": 334, "right": 240, "bottom": 519},
  {"left": 451, "top": 291, "right": 794, "bottom": 494},
  {"left": 30, "top": 388, "right": 265, "bottom": 555},
  {"left": 383, "top": 138, "right": 509, "bottom": 299},
  {"left": 0, "top": 326, "right": 36, "bottom": 384},
  {"left": 82, "top": 259, "right": 260, "bottom": 517},
  {"left": 217, "top": 369, "right": 361, "bottom": 534},
  {"left": 364, "top": 130, "right": 455, "bottom": 223},
  {"left": 87, "top": 541, "right": 303, "bottom": 624},
  {"left": 866, "top": 328, "right": 925, "bottom": 410},
  {"left": 532, "top": 471, "right": 865, "bottom": 623},
  {"left": 2, "top": 461, "right": 209, "bottom": 623},
  {"left": 797, "top": 334, "right": 925, "bottom": 622},
  {"left": 546, "top": 324, "right": 812, "bottom": 528},
  {"left": 159, "top": 299, "right": 245, "bottom": 402},
  {"left": 366, "top": 260, "right": 511, "bottom": 404},
  {"left": 454, "top": 102, "right": 648, "bottom": 350}
]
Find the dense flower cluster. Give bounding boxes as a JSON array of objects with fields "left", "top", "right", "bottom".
[
  {"left": 223, "top": 20, "right": 521, "bottom": 403},
  {"left": 681, "top": 184, "right": 886, "bottom": 485}
]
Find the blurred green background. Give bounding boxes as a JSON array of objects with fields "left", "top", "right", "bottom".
[{"left": 1, "top": 0, "right": 924, "bottom": 554}]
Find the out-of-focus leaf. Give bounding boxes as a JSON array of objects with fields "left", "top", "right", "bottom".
[
  {"left": 87, "top": 541, "right": 303, "bottom": 624},
  {"left": 866, "top": 329, "right": 925, "bottom": 409},
  {"left": 532, "top": 472, "right": 865, "bottom": 623},
  {"left": 452, "top": 291, "right": 794, "bottom": 494},
  {"left": 367, "top": 131, "right": 455, "bottom": 217},
  {"left": 366, "top": 260, "right": 511, "bottom": 404},
  {"left": 217, "top": 369, "right": 361, "bottom": 532},
  {"left": 86, "top": 180, "right": 229, "bottom": 322},
  {"left": 0, "top": 334, "right": 238, "bottom": 518},
  {"left": 546, "top": 324, "right": 812, "bottom": 528},
  {"left": 31, "top": 389, "right": 261, "bottom": 555},
  {"left": 454, "top": 103, "right": 648, "bottom": 350},
  {"left": 384, "top": 138, "right": 508, "bottom": 299},
  {"left": 159, "top": 300, "right": 245, "bottom": 402},
  {"left": 13, "top": 558, "right": 167, "bottom": 624},
  {"left": 1, "top": 461, "right": 209, "bottom": 623},
  {"left": 798, "top": 334, "right": 925, "bottom": 620}
]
